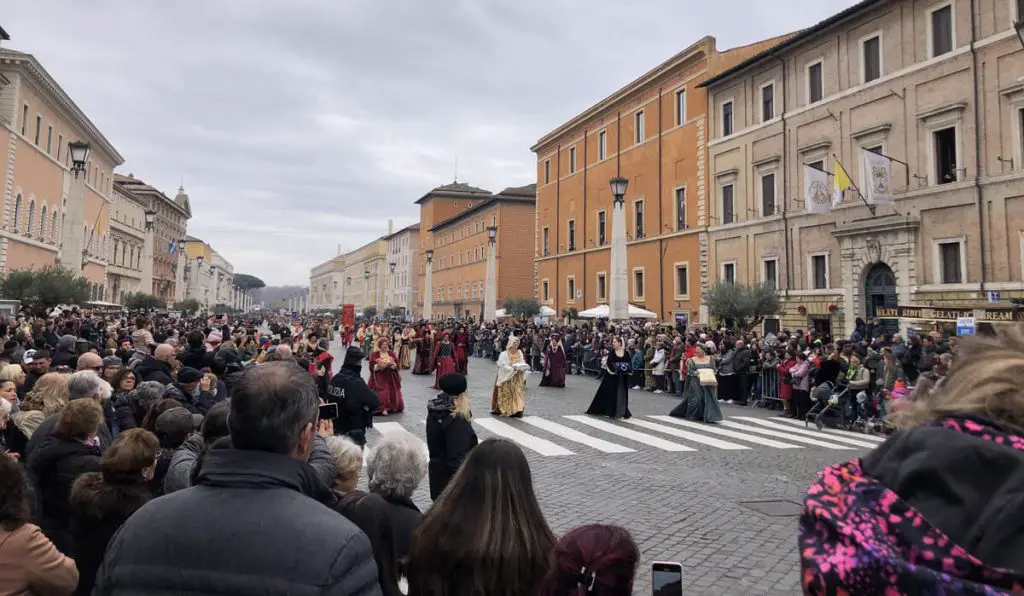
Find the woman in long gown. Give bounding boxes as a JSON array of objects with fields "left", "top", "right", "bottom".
[
  {"left": 539, "top": 334, "right": 567, "bottom": 388},
  {"left": 412, "top": 327, "right": 433, "bottom": 375},
  {"left": 369, "top": 337, "right": 404, "bottom": 415},
  {"left": 454, "top": 327, "right": 470, "bottom": 375},
  {"left": 399, "top": 327, "right": 415, "bottom": 369},
  {"left": 586, "top": 337, "right": 632, "bottom": 419},
  {"left": 670, "top": 343, "right": 723, "bottom": 423},
  {"left": 431, "top": 333, "right": 459, "bottom": 390},
  {"left": 491, "top": 336, "right": 527, "bottom": 417}
]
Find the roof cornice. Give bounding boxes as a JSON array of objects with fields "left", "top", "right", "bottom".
[
  {"left": 0, "top": 49, "right": 124, "bottom": 165},
  {"left": 531, "top": 36, "right": 714, "bottom": 153}
]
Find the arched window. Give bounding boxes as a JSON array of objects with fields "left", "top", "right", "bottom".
[
  {"left": 12, "top": 194, "right": 22, "bottom": 231},
  {"left": 51, "top": 212, "right": 59, "bottom": 243},
  {"left": 39, "top": 205, "right": 47, "bottom": 240},
  {"left": 26, "top": 200, "right": 35, "bottom": 236}
]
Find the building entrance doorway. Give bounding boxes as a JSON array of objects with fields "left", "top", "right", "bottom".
[{"left": 864, "top": 262, "right": 898, "bottom": 335}]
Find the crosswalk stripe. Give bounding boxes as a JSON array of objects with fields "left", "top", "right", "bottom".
[
  {"left": 718, "top": 420, "right": 854, "bottom": 449},
  {"left": 732, "top": 417, "right": 880, "bottom": 448},
  {"left": 648, "top": 416, "right": 803, "bottom": 449},
  {"left": 373, "top": 422, "right": 412, "bottom": 437},
  {"left": 768, "top": 417, "right": 886, "bottom": 442},
  {"left": 563, "top": 416, "right": 696, "bottom": 451},
  {"left": 624, "top": 418, "right": 750, "bottom": 450},
  {"left": 521, "top": 417, "right": 635, "bottom": 453},
  {"left": 474, "top": 418, "right": 575, "bottom": 456}
]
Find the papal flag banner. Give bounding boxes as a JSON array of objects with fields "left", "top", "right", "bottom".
[
  {"left": 833, "top": 161, "right": 852, "bottom": 207},
  {"left": 863, "top": 149, "right": 893, "bottom": 204},
  {"left": 804, "top": 164, "right": 831, "bottom": 214}
]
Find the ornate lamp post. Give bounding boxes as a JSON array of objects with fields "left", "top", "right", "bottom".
[
  {"left": 423, "top": 249, "right": 434, "bottom": 321},
  {"left": 608, "top": 176, "right": 630, "bottom": 321},
  {"left": 483, "top": 225, "right": 498, "bottom": 322}
]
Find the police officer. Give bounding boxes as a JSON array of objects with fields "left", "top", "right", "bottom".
[{"left": 326, "top": 346, "right": 380, "bottom": 446}]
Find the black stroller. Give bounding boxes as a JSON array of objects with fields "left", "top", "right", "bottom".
[{"left": 806, "top": 381, "right": 861, "bottom": 431}]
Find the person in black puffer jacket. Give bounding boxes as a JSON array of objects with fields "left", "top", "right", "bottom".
[
  {"left": 178, "top": 330, "right": 208, "bottom": 371},
  {"left": 425, "top": 373, "right": 478, "bottom": 500},
  {"left": 26, "top": 399, "right": 104, "bottom": 554},
  {"left": 327, "top": 347, "right": 380, "bottom": 447}
]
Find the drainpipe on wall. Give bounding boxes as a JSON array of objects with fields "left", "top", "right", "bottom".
[
  {"left": 774, "top": 52, "right": 792, "bottom": 300},
  {"left": 969, "top": 0, "right": 988, "bottom": 293}
]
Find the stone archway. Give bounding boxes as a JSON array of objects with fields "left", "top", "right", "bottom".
[{"left": 863, "top": 262, "right": 897, "bottom": 318}]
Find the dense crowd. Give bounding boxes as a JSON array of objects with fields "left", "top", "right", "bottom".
[{"left": 0, "top": 306, "right": 1019, "bottom": 594}]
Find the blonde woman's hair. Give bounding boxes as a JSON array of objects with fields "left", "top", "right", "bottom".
[
  {"left": 452, "top": 392, "right": 472, "bottom": 420},
  {"left": 323, "top": 435, "right": 363, "bottom": 493},
  {"left": 21, "top": 372, "right": 70, "bottom": 416},
  {"left": 0, "top": 364, "right": 23, "bottom": 383},
  {"left": 888, "top": 326, "right": 1024, "bottom": 434}
]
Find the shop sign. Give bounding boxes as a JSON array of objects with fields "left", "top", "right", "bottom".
[{"left": 876, "top": 305, "right": 1024, "bottom": 322}]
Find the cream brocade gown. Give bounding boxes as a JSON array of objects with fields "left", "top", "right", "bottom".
[{"left": 492, "top": 349, "right": 526, "bottom": 416}]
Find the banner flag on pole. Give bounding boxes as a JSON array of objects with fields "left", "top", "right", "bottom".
[
  {"left": 804, "top": 164, "right": 832, "bottom": 214},
  {"left": 862, "top": 149, "right": 893, "bottom": 204},
  {"left": 833, "top": 161, "right": 852, "bottom": 207}
]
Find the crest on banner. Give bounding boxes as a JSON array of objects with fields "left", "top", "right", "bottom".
[{"left": 863, "top": 149, "right": 893, "bottom": 204}]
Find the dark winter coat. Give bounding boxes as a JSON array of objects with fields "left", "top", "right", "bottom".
[
  {"left": 370, "top": 489, "right": 422, "bottom": 563},
  {"left": 93, "top": 449, "right": 381, "bottom": 596},
  {"left": 68, "top": 473, "right": 152, "bottom": 596},
  {"left": 25, "top": 411, "right": 112, "bottom": 462},
  {"left": 26, "top": 435, "right": 102, "bottom": 554},
  {"left": 110, "top": 390, "right": 138, "bottom": 433},
  {"left": 179, "top": 345, "right": 208, "bottom": 371},
  {"left": 333, "top": 490, "right": 403, "bottom": 596},
  {"left": 133, "top": 355, "right": 174, "bottom": 385},
  {"left": 327, "top": 350, "right": 380, "bottom": 442},
  {"left": 425, "top": 393, "right": 477, "bottom": 500}
]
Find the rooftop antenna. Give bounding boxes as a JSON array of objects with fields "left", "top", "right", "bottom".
[{"left": 454, "top": 156, "right": 459, "bottom": 183}]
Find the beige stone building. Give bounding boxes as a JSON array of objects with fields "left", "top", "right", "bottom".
[
  {"left": 384, "top": 223, "right": 419, "bottom": 317},
  {"left": 701, "top": 0, "right": 1024, "bottom": 336},
  {"left": 107, "top": 181, "right": 149, "bottom": 303},
  {"left": 309, "top": 233, "right": 389, "bottom": 314}
]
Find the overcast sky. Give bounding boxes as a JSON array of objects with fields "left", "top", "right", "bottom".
[{"left": 5, "top": 0, "right": 858, "bottom": 286}]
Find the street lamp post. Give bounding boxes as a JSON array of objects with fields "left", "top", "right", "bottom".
[
  {"left": 67, "top": 141, "right": 90, "bottom": 272},
  {"left": 608, "top": 176, "right": 630, "bottom": 321},
  {"left": 364, "top": 270, "right": 370, "bottom": 316},
  {"left": 388, "top": 261, "right": 396, "bottom": 312},
  {"left": 423, "top": 250, "right": 434, "bottom": 321},
  {"left": 483, "top": 225, "right": 498, "bottom": 322}
]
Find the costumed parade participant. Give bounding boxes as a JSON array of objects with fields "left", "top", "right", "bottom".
[
  {"left": 586, "top": 336, "right": 632, "bottom": 419},
  {"left": 368, "top": 337, "right": 404, "bottom": 415},
  {"left": 431, "top": 333, "right": 458, "bottom": 390},
  {"left": 492, "top": 335, "right": 528, "bottom": 417},
  {"left": 356, "top": 323, "right": 367, "bottom": 354},
  {"left": 538, "top": 333, "right": 567, "bottom": 388},
  {"left": 341, "top": 323, "right": 354, "bottom": 349},
  {"left": 360, "top": 323, "right": 374, "bottom": 358},
  {"left": 454, "top": 326, "right": 470, "bottom": 375},
  {"left": 669, "top": 342, "right": 723, "bottom": 423},
  {"left": 399, "top": 326, "right": 415, "bottom": 369},
  {"left": 412, "top": 325, "right": 433, "bottom": 375}
]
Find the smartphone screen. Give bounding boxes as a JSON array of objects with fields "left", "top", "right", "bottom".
[
  {"left": 318, "top": 403, "right": 339, "bottom": 421},
  {"left": 651, "top": 562, "right": 682, "bottom": 596}
]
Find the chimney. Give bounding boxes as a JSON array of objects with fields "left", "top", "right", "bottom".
[{"left": 388, "top": 219, "right": 394, "bottom": 235}]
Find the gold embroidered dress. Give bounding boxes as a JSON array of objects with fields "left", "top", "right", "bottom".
[{"left": 492, "top": 345, "right": 526, "bottom": 417}]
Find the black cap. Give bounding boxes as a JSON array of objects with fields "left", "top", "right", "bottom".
[
  {"left": 439, "top": 373, "right": 467, "bottom": 396},
  {"left": 178, "top": 367, "right": 204, "bottom": 384}
]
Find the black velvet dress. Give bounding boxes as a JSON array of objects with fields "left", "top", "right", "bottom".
[{"left": 585, "top": 350, "right": 632, "bottom": 419}]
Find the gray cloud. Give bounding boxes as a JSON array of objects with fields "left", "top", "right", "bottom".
[{"left": 4, "top": 0, "right": 858, "bottom": 285}]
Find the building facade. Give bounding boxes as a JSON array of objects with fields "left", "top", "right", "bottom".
[
  {"left": 106, "top": 182, "right": 149, "bottom": 303},
  {"left": 181, "top": 236, "right": 250, "bottom": 312},
  {"left": 531, "top": 35, "right": 790, "bottom": 324},
  {"left": 0, "top": 48, "right": 124, "bottom": 299},
  {"left": 384, "top": 223, "right": 419, "bottom": 316},
  {"left": 114, "top": 174, "right": 190, "bottom": 302},
  {"left": 308, "top": 235, "right": 389, "bottom": 315},
  {"left": 309, "top": 256, "right": 346, "bottom": 311},
  {"left": 417, "top": 183, "right": 537, "bottom": 320},
  {"left": 701, "top": 0, "right": 1024, "bottom": 336}
]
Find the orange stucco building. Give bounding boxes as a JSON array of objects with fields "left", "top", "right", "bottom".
[
  {"left": 414, "top": 182, "right": 536, "bottom": 320},
  {"left": 531, "top": 35, "right": 792, "bottom": 323},
  {"left": 0, "top": 48, "right": 123, "bottom": 298}
]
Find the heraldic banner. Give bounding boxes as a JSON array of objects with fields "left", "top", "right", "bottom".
[
  {"left": 804, "top": 164, "right": 832, "bottom": 214},
  {"left": 863, "top": 149, "right": 893, "bottom": 204}
]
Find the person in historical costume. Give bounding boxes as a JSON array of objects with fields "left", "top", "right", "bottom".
[
  {"left": 356, "top": 324, "right": 367, "bottom": 353},
  {"left": 453, "top": 327, "right": 470, "bottom": 375},
  {"left": 539, "top": 334, "right": 567, "bottom": 388},
  {"left": 361, "top": 323, "right": 374, "bottom": 358},
  {"left": 412, "top": 325, "right": 433, "bottom": 375},
  {"left": 670, "top": 342, "right": 723, "bottom": 423},
  {"left": 398, "top": 326, "right": 415, "bottom": 369},
  {"left": 430, "top": 333, "right": 459, "bottom": 390},
  {"left": 491, "top": 336, "right": 528, "bottom": 418},
  {"left": 586, "top": 337, "right": 632, "bottom": 419},
  {"left": 341, "top": 323, "right": 354, "bottom": 348},
  {"left": 368, "top": 336, "right": 404, "bottom": 416}
]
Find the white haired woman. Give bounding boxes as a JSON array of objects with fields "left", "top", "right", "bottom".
[
  {"left": 367, "top": 431, "right": 427, "bottom": 565},
  {"left": 492, "top": 335, "right": 528, "bottom": 418}
]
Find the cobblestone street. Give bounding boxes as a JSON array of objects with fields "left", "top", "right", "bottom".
[{"left": 338, "top": 343, "right": 874, "bottom": 595}]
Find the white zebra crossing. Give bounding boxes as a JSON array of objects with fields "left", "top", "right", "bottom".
[
  {"left": 732, "top": 417, "right": 881, "bottom": 448},
  {"left": 474, "top": 417, "right": 575, "bottom": 456},
  {"left": 648, "top": 416, "right": 804, "bottom": 449},
  {"left": 623, "top": 418, "right": 750, "bottom": 450},
  {"left": 520, "top": 416, "right": 636, "bottom": 453},
  {"left": 718, "top": 420, "right": 854, "bottom": 449},
  {"left": 768, "top": 417, "right": 886, "bottom": 442},
  {"left": 564, "top": 416, "right": 696, "bottom": 451}
]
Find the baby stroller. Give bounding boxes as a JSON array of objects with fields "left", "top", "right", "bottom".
[{"left": 806, "top": 381, "right": 860, "bottom": 431}]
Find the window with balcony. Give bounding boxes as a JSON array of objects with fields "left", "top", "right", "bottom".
[
  {"left": 934, "top": 126, "right": 958, "bottom": 184},
  {"left": 760, "top": 173, "right": 776, "bottom": 217},
  {"left": 635, "top": 110, "right": 645, "bottom": 143},
  {"left": 598, "top": 130, "right": 607, "bottom": 160},
  {"left": 634, "top": 200, "right": 645, "bottom": 239},
  {"left": 598, "top": 210, "right": 606, "bottom": 245},
  {"left": 862, "top": 34, "right": 881, "bottom": 82},
  {"left": 721, "top": 100, "right": 734, "bottom": 136},
  {"left": 597, "top": 273, "right": 607, "bottom": 301},
  {"left": 675, "top": 89, "right": 686, "bottom": 125},
  {"left": 761, "top": 83, "right": 775, "bottom": 122},
  {"left": 675, "top": 187, "right": 687, "bottom": 231},
  {"left": 807, "top": 61, "right": 824, "bottom": 103},
  {"left": 930, "top": 3, "right": 954, "bottom": 57},
  {"left": 721, "top": 184, "right": 735, "bottom": 224},
  {"left": 568, "top": 219, "right": 576, "bottom": 251}
]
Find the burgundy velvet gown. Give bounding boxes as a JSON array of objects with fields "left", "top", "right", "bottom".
[
  {"left": 539, "top": 344, "right": 567, "bottom": 388},
  {"left": 369, "top": 349, "right": 404, "bottom": 414}
]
